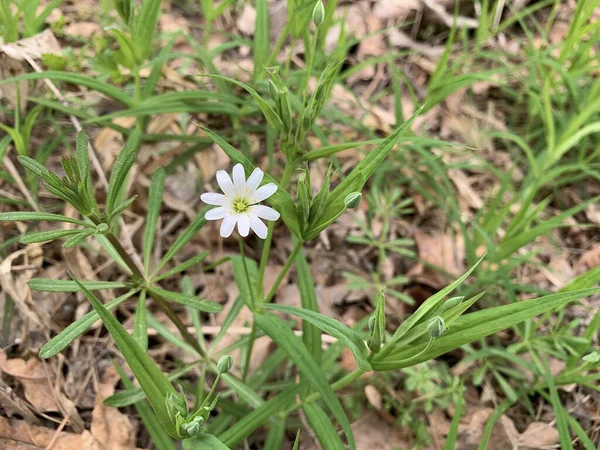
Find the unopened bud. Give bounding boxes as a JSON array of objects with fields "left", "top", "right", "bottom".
[
  {"left": 344, "top": 192, "right": 362, "bottom": 209},
  {"left": 217, "top": 355, "right": 233, "bottom": 374},
  {"left": 428, "top": 316, "right": 445, "bottom": 338},
  {"left": 312, "top": 0, "right": 325, "bottom": 26},
  {"left": 96, "top": 223, "right": 109, "bottom": 234},
  {"left": 440, "top": 296, "right": 464, "bottom": 313}
]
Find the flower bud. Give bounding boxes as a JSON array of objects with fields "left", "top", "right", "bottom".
[
  {"left": 95, "top": 223, "right": 109, "bottom": 234},
  {"left": 344, "top": 192, "right": 362, "bottom": 209},
  {"left": 440, "top": 296, "right": 464, "bottom": 313},
  {"left": 428, "top": 316, "right": 445, "bottom": 338},
  {"left": 312, "top": 0, "right": 325, "bottom": 26},
  {"left": 217, "top": 355, "right": 233, "bottom": 374},
  {"left": 367, "top": 290, "right": 386, "bottom": 353}
]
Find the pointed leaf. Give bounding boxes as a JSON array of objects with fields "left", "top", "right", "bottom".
[
  {"left": 28, "top": 279, "right": 130, "bottom": 292},
  {"left": 255, "top": 313, "right": 356, "bottom": 450},
  {"left": 144, "top": 168, "right": 166, "bottom": 274},
  {"left": 0, "top": 212, "right": 94, "bottom": 228},
  {"left": 19, "top": 229, "right": 83, "bottom": 245},
  {"left": 146, "top": 286, "right": 223, "bottom": 313}
]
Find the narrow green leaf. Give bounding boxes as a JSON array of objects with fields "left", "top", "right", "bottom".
[
  {"left": 183, "top": 434, "right": 232, "bottom": 450},
  {"left": 263, "top": 304, "right": 370, "bottom": 371},
  {"left": 153, "top": 251, "right": 210, "bottom": 282},
  {"left": 200, "top": 75, "right": 282, "bottom": 130},
  {"left": 39, "top": 290, "right": 137, "bottom": 358},
  {"left": 135, "top": 0, "right": 162, "bottom": 61},
  {"left": 152, "top": 207, "right": 210, "bottom": 276},
  {"left": 390, "top": 256, "right": 484, "bottom": 343},
  {"left": 263, "top": 417, "right": 285, "bottom": 450},
  {"left": 106, "top": 129, "right": 142, "bottom": 216},
  {"left": 304, "top": 106, "right": 423, "bottom": 239},
  {"left": 218, "top": 385, "right": 302, "bottom": 447},
  {"left": 0, "top": 72, "right": 134, "bottom": 106},
  {"left": 542, "top": 361, "right": 573, "bottom": 450},
  {"left": 0, "top": 212, "right": 94, "bottom": 228},
  {"left": 114, "top": 363, "right": 178, "bottom": 450},
  {"left": 19, "top": 229, "right": 82, "bottom": 244},
  {"left": 231, "top": 255, "right": 258, "bottom": 309},
  {"left": 199, "top": 127, "right": 301, "bottom": 238},
  {"left": 372, "top": 287, "right": 600, "bottom": 371},
  {"left": 303, "top": 402, "right": 346, "bottom": 450},
  {"left": 146, "top": 286, "right": 223, "bottom": 313},
  {"left": 443, "top": 387, "right": 464, "bottom": 450},
  {"left": 252, "top": 0, "right": 269, "bottom": 81},
  {"left": 108, "top": 196, "right": 138, "bottom": 223},
  {"left": 28, "top": 279, "right": 130, "bottom": 292},
  {"left": 144, "top": 168, "right": 166, "bottom": 275},
  {"left": 134, "top": 291, "right": 148, "bottom": 351},
  {"left": 71, "top": 275, "right": 179, "bottom": 437},
  {"left": 255, "top": 313, "right": 356, "bottom": 450},
  {"left": 296, "top": 248, "right": 322, "bottom": 363}
]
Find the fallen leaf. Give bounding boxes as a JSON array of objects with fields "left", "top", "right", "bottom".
[
  {"left": 408, "top": 230, "right": 465, "bottom": 288},
  {"left": 0, "top": 29, "right": 61, "bottom": 60},
  {"left": 352, "top": 412, "right": 410, "bottom": 450},
  {"left": 64, "top": 21, "right": 103, "bottom": 38},
  {"left": 237, "top": 4, "right": 257, "bottom": 36},
  {"left": 518, "top": 422, "right": 559, "bottom": 449},
  {"left": 0, "top": 416, "right": 101, "bottom": 450},
  {"left": 0, "top": 351, "right": 84, "bottom": 431}
]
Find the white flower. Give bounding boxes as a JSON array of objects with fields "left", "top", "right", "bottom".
[{"left": 200, "top": 164, "right": 280, "bottom": 239}]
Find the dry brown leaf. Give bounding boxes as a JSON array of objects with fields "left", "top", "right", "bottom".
[
  {"left": 0, "top": 352, "right": 84, "bottom": 432},
  {"left": 408, "top": 230, "right": 465, "bottom": 288},
  {"left": 364, "top": 385, "right": 382, "bottom": 410},
  {"left": 0, "top": 246, "right": 44, "bottom": 327},
  {"left": 0, "top": 29, "right": 61, "bottom": 60},
  {"left": 518, "top": 421, "right": 560, "bottom": 449},
  {"left": 373, "top": 0, "right": 419, "bottom": 21},
  {"left": 91, "top": 366, "right": 145, "bottom": 450},
  {"left": 237, "top": 4, "right": 257, "bottom": 36},
  {"left": 0, "top": 416, "right": 101, "bottom": 450},
  {"left": 352, "top": 412, "right": 410, "bottom": 450},
  {"left": 456, "top": 407, "right": 517, "bottom": 450},
  {"left": 576, "top": 243, "right": 600, "bottom": 273},
  {"left": 64, "top": 21, "right": 102, "bottom": 38}
]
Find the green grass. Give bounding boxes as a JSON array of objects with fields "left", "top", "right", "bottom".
[{"left": 0, "top": 0, "right": 599, "bottom": 448}]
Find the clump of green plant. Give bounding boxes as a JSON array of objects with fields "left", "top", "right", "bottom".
[{"left": 2, "top": 1, "right": 600, "bottom": 449}]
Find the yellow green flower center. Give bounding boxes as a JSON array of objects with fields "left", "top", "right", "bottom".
[{"left": 232, "top": 198, "right": 249, "bottom": 213}]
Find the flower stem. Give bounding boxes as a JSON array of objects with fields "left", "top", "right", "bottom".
[
  {"left": 257, "top": 161, "right": 296, "bottom": 299},
  {"left": 264, "top": 238, "right": 303, "bottom": 304},
  {"left": 286, "top": 368, "right": 365, "bottom": 414},
  {"left": 104, "top": 229, "right": 210, "bottom": 360}
]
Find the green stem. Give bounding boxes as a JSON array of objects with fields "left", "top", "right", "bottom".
[
  {"left": 264, "top": 239, "right": 303, "bottom": 304},
  {"left": 237, "top": 236, "right": 256, "bottom": 310},
  {"left": 104, "top": 230, "right": 210, "bottom": 361},
  {"left": 257, "top": 161, "right": 296, "bottom": 298},
  {"left": 286, "top": 368, "right": 365, "bottom": 414}
]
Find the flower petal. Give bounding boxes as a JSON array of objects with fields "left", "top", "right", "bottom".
[
  {"left": 237, "top": 214, "right": 250, "bottom": 237},
  {"left": 249, "top": 215, "right": 268, "bottom": 239},
  {"left": 245, "top": 168, "right": 264, "bottom": 192},
  {"left": 220, "top": 215, "right": 237, "bottom": 238},
  {"left": 200, "top": 192, "right": 226, "bottom": 206},
  {"left": 205, "top": 207, "right": 230, "bottom": 220},
  {"left": 250, "top": 183, "right": 278, "bottom": 203},
  {"left": 216, "top": 170, "right": 235, "bottom": 197},
  {"left": 249, "top": 205, "right": 280, "bottom": 221},
  {"left": 232, "top": 164, "right": 246, "bottom": 195}
]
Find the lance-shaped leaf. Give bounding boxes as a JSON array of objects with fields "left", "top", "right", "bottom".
[
  {"left": 19, "top": 229, "right": 83, "bottom": 245},
  {"left": 0, "top": 211, "right": 94, "bottom": 228},
  {"left": 28, "top": 279, "right": 130, "bottom": 292},
  {"left": 371, "top": 287, "right": 600, "bottom": 371},
  {"left": 106, "top": 129, "right": 142, "bottom": 216},
  {"left": 183, "top": 434, "right": 232, "bottom": 450},
  {"left": 304, "top": 107, "right": 423, "bottom": 239},
  {"left": 303, "top": 403, "right": 346, "bottom": 450},
  {"left": 263, "top": 304, "right": 370, "bottom": 371},
  {"left": 152, "top": 207, "right": 210, "bottom": 277},
  {"left": 40, "top": 290, "right": 138, "bottom": 358},
  {"left": 144, "top": 168, "right": 166, "bottom": 275},
  {"left": 152, "top": 251, "right": 209, "bottom": 283},
  {"left": 199, "top": 127, "right": 302, "bottom": 239},
  {"left": 255, "top": 313, "right": 356, "bottom": 450},
  {"left": 367, "top": 290, "right": 385, "bottom": 353},
  {"left": 70, "top": 275, "right": 180, "bottom": 437},
  {"left": 296, "top": 248, "right": 322, "bottom": 363},
  {"left": 200, "top": 75, "right": 283, "bottom": 130},
  {"left": 146, "top": 286, "right": 223, "bottom": 313}
]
